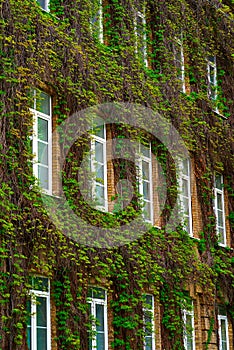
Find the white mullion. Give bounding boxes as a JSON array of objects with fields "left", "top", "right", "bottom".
[{"left": 179, "top": 159, "right": 192, "bottom": 236}]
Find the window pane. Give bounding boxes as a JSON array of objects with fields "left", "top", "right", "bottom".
[
  {"left": 88, "top": 287, "right": 106, "bottom": 299},
  {"left": 182, "top": 179, "right": 188, "bottom": 197},
  {"left": 38, "top": 118, "right": 48, "bottom": 142},
  {"left": 182, "top": 159, "right": 189, "bottom": 176},
  {"left": 95, "top": 141, "right": 104, "bottom": 163},
  {"left": 37, "top": 328, "right": 47, "bottom": 350},
  {"left": 142, "top": 161, "right": 150, "bottom": 180},
  {"left": 221, "top": 319, "right": 227, "bottom": 350},
  {"left": 37, "top": 91, "right": 50, "bottom": 115},
  {"left": 96, "top": 332, "right": 105, "bottom": 350},
  {"left": 37, "top": 0, "right": 46, "bottom": 9},
  {"left": 30, "top": 277, "right": 49, "bottom": 291},
  {"left": 145, "top": 337, "right": 153, "bottom": 350},
  {"left": 96, "top": 164, "right": 104, "bottom": 182},
  {"left": 217, "top": 193, "right": 223, "bottom": 210},
  {"left": 217, "top": 210, "right": 224, "bottom": 227},
  {"left": 143, "top": 201, "right": 151, "bottom": 220},
  {"left": 37, "top": 297, "right": 47, "bottom": 327},
  {"left": 38, "top": 142, "right": 48, "bottom": 165},
  {"left": 38, "top": 166, "right": 49, "bottom": 190},
  {"left": 145, "top": 295, "right": 153, "bottom": 309},
  {"left": 143, "top": 181, "right": 150, "bottom": 200},
  {"left": 96, "top": 304, "right": 104, "bottom": 332},
  {"left": 215, "top": 174, "right": 222, "bottom": 190},
  {"left": 95, "top": 184, "right": 105, "bottom": 206}
]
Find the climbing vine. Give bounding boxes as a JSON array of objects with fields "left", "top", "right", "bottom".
[{"left": 0, "top": 0, "right": 233, "bottom": 349}]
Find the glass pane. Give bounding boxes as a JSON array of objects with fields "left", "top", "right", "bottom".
[
  {"left": 37, "top": 297, "right": 47, "bottom": 327},
  {"left": 89, "top": 287, "right": 106, "bottom": 299},
  {"left": 145, "top": 295, "right": 153, "bottom": 309},
  {"left": 96, "top": 164, "right": 104, "bottom": 182},
  {"left": 143, "top": 181, "right": 150, "bottom": 200},
  {"left": 96, "top": 304, "right": 104, "bottom": 332},
  {"left": 37, "top": 91, "right": 50, "bottom": 115},
  {"left": 143, "top": 201, "right": 151, "bottom": 220},
  {"left": 221, "top": 320, "right": 227, "bottom": 350},
  {"left": 30, "top": 277, "right": 49, "bottom": 291},
  {"left": 141, "top": 144, "right": 150, "bottom": 158},
  {"left": 96, "top": 332, "right": 105, "bottom": 350},
  {"left": 217, "top": 210, "right": 224, "bottom": 227},
  {"left": 37, "top": 328, "right": 47, "bottom": 350},
  {"left": 182, "top": 159, "right": 189, "bottom": 176},
  {"left": 37, "top": 0, "right": 46, "bottom": 9},
  {"left": 183, "top": 197, "right": 189, "bottom": 215},
  {"left": 95, "top": 184, "right": 105, "bottom": 206},
  {"left": 217, "top": 193, "right": 223, "bottom": 210},
  {"left": 38, "top": 118, "right": 48, "bottom": 142},
  {"left": 145, "top": 337, "right": 153, "bottom": 350},
  {"left": 182, "top": 179, "right": 188, "bottom": 197},
  {"left": 38, "top": 165, "right": 49, "bottom": 190},
  {"left": 142, "top": 161, "right": 150, "bottom": 180},
  {"left": 215, "top": 174, "right": 222, "bottom": 190},
  {"left": 38, "top": 142, "right": 48, "bottom": 165},
  {"left": 93, "top": 124, "right": 104, "bottom": 139},
  {"left": 95, "top": 141, "right": 104, "bottom": 163}
]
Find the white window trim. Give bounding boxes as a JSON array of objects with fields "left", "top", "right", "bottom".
[
  {"left": 207, "top": 56, "right": 218, "bottom": 102},
  {"left": 137, "top": 142, "right": 153, "bottom": 224},
  {"left": 174, "top": 35, "right": 186, "bottom": 93},
  {"left": 214, "top": 174, "right": 226, "bottom": 246},
  {"left": 179, "top": 159, "right": 193, "bottom": 236},
  {"left": 218, "top": 314, "right": 229, "bottom": 350},
  {"left": 30, "top": 91, "right": 52, "bottom": 195},
  {"left": 28, "top": 281, "right": 51, "bottom": 350},
  {"left": 90, "top": 125, "right": 108, "bottom": 212},
  {"left": 134, "top": 10, "right": 148, "bottom": 67},
  {"left": 88, "top": 289, "right": 108, "bottom": 350},
  {"left": 143, "top": 294, "right": 155, "bottom": 350},
  {"left": 182, "top": 302, "right": 195, "bottom": 350}
]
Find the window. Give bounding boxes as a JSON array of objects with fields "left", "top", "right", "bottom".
[
  {"left": 134, "top": 10, "right": 148, "bottom": 66},
  {"left": 207, "top": 56, "right": 217, "bottom": 101},
  {"left": 30, "top": 90, "right": 52, "bottom": 194},
  {"left": 27, "top": 277, "right": 51, "bottom": 350},
  {"left": 138, "top": 142, "right": 153, "bottom": 223},
  {"left": 218, "top": 307, "right": 229, "bottom": 350},
  {"left": 87, "top": 287, "right": 108, "bottom": 350},
  {"left": 179, "top": 159, "right": 192, "bottom": 235},
  {"left": 90, "top": 0, "right": 103, "bottom": 43},
  {"left": 182, "top": 300, "right": 195, "bottom": 350},
  {"left": 143, "top": 294, "right": 155, "bottom": 350},
  {"left": 214, "top": 174, "right": 226, "bottom": 246},
  {"left": 173, "top": 35, "right": 185, "bottom": 93},
  {"left": 37, "top": 0, "right": 49, "bottom": 11},
  {"left": 90, "top": 122, "right": 108, "bottom": 211}
]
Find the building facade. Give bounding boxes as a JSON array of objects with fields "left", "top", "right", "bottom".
[{"left": 1, "top": 0, "right": 234, "bottom": 349}]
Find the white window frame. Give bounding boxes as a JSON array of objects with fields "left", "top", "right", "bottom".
[
  {"left": 90, "top": 123, "right": 108, "bottom": 212},
  {"left": 218, "top": 313, "right": 229, "bottom": 350},
  {"left": 173, "top": 35, "right": 186, "bottom": 93},
  {"left": 143, "top": 294, "right": 155, "bottom": 350},
  {"left": 30, "top": 90, "right": 52, "bottom": 195},
  {"left": 134, "top": 9, "right": 148, "bottom": 67},
  {"left": 182, "top": 302, "right": 195, "bottom": 350},
  {"left": 27, "top": 279, "right": 51, "bottom": 350},
  {"left": 37, "top": 0, "right": 49, "bottom": 12},
  {"left": 87, "top": 287, "right": 108, "bottom": 350},
  {"left": 137, "top": 142, "right": 153, "bottom": 223},
  {"left": 207, "top": 56, "right": 217, "bottom": 101},
  {"left": 90, "top": 0, "right": 103, "bottom": 43},
  {"left": 179, "top": 158, "right": 193, "bottom": 236},
  {"left": 214, "top": 174, "right": 226, "bottom": 246}
]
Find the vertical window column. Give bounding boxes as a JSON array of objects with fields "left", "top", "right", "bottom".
[
  {"left": 90, "top": 0, "right": 103, "bottom": 43},
  {"left": 87, "top": 287, "right": 108, "bottom": 350},
  {"left": 173, "top": 35, "right": 185, "bottom": 93},
  {"left": 143, "top": 294, "right": 155, "bottom": 350},
  {"left": 179, "top": 159, "right": 193, "bottom": 235},
  {"left": 138, "top": 143, "right": 153, "bottom": 223},
  {"left": 207, "top": 56, "right": 217, "bottom": 101},
  {"left": 27, "top": 277, "right": 51, "bottom": 350},
  {"left": 91, "top": 122, "right": 107, "bottom": 211},
  {"left": 182, "top": 300, "right": 195, "bottom": 350},
  {"left": 214, "top": 174, "right": 226, "bottom": 246},
  {"left": 218, "top": 308, "right": 229, "bottom": 350},
  {"left": 134, "top": 9, "right": 148, "bottom": 66},
  {"left": 31, "top": 90, "right": 52, "bottom": 194}
]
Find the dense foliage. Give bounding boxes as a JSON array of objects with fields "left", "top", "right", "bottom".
[{"left": 0, "top": 0, "right": 233, "bottom": 349}]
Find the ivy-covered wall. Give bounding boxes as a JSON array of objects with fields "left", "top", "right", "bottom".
[{"left": 0, "top": 0, "right": 233, "bottom": 349}]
